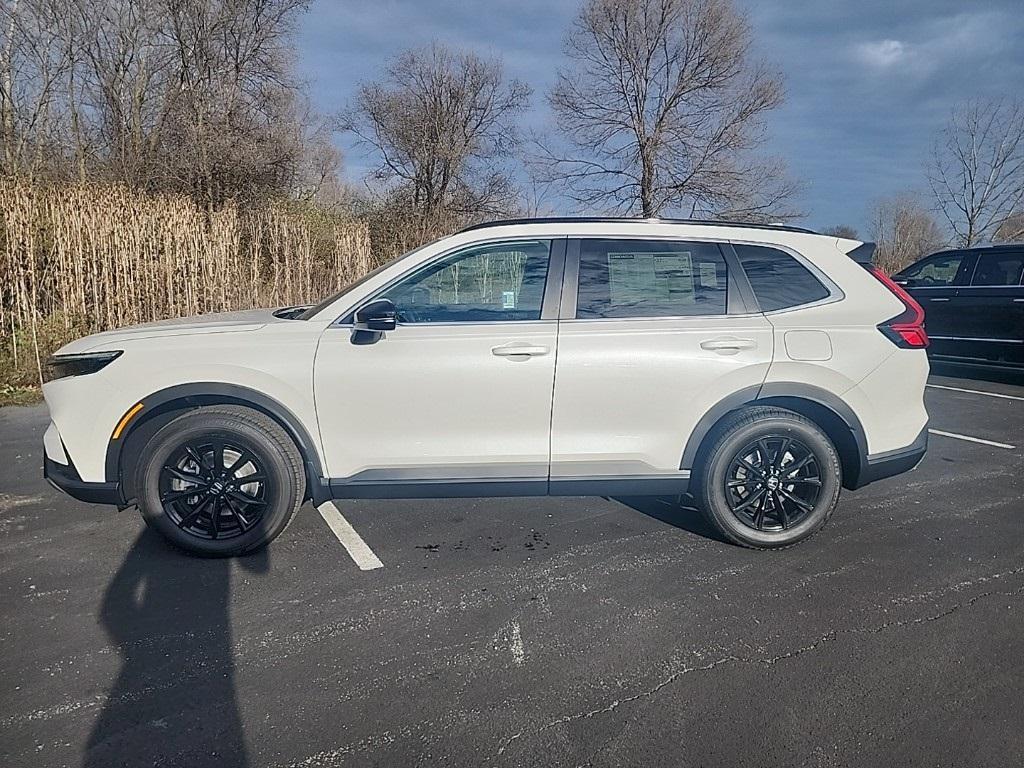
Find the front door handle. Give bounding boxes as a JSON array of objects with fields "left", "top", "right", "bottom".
[
  {"left": 700, "top": 337, "right": 757, "bottom": 353},
  {"left": 491, "top": 343, "right": 550, "bottom": 358}
]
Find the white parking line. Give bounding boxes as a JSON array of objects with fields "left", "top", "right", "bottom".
[
  {"left": 928, "top": 429, "right": 1015, "bottom": 450},
  {"left": 316, "top": 502, "right": 384, "bottom": 570},
  {"left": 927, "top": 384, "right": 1024, "bottom": 402}
]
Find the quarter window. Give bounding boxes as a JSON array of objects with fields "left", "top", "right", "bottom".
[
  {"left": 380, "top": 240, "right": 551, "bottom": 323},
  {"left": 575, "top": 239, "right": 728, "bottom": 318},
  {"left": 971, "top": 252, "right": 1024, "bottom": 286},
  {"left": 733, "top": 245, "right": 830, "bottom": 311}
]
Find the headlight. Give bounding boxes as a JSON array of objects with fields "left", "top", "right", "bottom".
[{"left": 46, "top": 351, "right": 123, "bottom": 381}]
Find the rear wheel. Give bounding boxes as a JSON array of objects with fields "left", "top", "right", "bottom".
[
  {"left": 135, "top": 405, "right": 305, "bottom": 556},
  {"left": 697, "top": 407, "right": 841, "bottom": 549}
]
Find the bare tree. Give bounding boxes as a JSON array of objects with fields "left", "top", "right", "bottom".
[
  {"left": 928, "top": 100, "right": 1024, "bottom": 246},
  {"left": 870, "top": 194, "right": 945, "bottom": 275},
  {"left": 533, "top": 0, "right": 798, "bottom": 219},
  {"left": 0, "top": 0, "right": 77, "bottom": 177},
  {"left": 822, "top": 225, "right": 859, "bottom": 240},
  {"left": 341, "top": 43, "right": 530, "bottom": 220},
  {"left": 72, "top": 0, "right": 171, "bottom": 185},
  {"left": 155, "top": 0, "right": 316, "bottom": 205},
  {"left": 1, "top": 0, "right": 331, "bottom": 205},
  {"left": 994, "top": 210, "right": 1024, "bottom": 243}
]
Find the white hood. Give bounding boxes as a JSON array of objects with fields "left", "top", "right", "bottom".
[{"left": 56, "top": 308, "right": 282, "bottom": 355}]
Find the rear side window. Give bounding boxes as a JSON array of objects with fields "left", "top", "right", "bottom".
[
  {"left": 971, "top": 252, "right": 1024, "bottom": 286},
  {"left": 575, "top": 239, "right": 728, "bottom": 318},
  {"left": 734, "top": 245, "right": 830, "bottom": 312}
]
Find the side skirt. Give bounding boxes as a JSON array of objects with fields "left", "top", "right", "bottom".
[{"left": 326, "top": 474, "right": 691, "bottom": 500}]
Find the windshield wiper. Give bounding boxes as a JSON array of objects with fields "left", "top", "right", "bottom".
[{"left": 272, "top": 305, "right": 312, "bottom": 320}]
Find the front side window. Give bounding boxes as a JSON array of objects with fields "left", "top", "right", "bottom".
[
  {"left": 733, "top": 244, "right": 830, "bottom": 312},
  {"left": 575, "top": 239, "right": 728, "bottom": 319},
  {"left": 380, "top": 240, "right": 551, "bottom": 323},
  {"left": 897, "top": 252, "right": 971, "bottom": 287},
  {"left": 971, "top": 252, "right": 1024, "bottom": 286}
]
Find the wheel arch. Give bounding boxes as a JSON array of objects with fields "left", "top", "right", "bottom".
[
  {"left": 681, "top": 384, "right": 868, "bottom": 490},
  {"left": 107, "top": 383, "right": 327, "bottom": 505}
]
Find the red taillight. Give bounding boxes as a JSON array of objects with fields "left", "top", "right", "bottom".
[{"left": 863, "top": 264, "right": 929, "bottom": 349}]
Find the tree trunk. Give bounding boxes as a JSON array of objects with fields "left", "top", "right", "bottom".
[{"left": 640, "top": 148, "right": 656, "bottom": 217}]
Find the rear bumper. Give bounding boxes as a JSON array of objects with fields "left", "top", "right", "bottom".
[
  {"left": 853, "top": 426, "right": 928, "bottom": 489},
  {"left": 44, "top": 454, "right": 123, "bottom": 506}
]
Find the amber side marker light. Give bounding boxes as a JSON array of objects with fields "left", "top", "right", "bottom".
[{"left": 112, "top": 403, "right": 145, "bottom": 440}]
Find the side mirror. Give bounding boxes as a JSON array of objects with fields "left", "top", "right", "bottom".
[{"left": 354, "top": 299, "right": 397, "bottom": 332}]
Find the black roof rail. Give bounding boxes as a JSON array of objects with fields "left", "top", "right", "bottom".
[
  {"left": 930, "top": 241, "right": 1024, "bottom": 252},
  {"left": 457, "top": 217, "right": 819, "bottom": 235}
]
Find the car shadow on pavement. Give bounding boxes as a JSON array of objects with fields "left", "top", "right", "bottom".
[
  {"left": 83, "top": 528, "right": 267, "bottom": 768},
  {"left": 612, "top": 495, "right": 727, "bottom": 543}
]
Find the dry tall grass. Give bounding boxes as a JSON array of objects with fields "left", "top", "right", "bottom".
[{"left": 1, "top": 181, "right": 373, "bottom": 392}]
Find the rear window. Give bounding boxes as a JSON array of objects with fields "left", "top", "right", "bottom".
[
  {"left": 971, "top": 252, "right": 1024, "bottom": 286},
  {"left": 734, "top": 245, "right": 830, "bottom": 311}
]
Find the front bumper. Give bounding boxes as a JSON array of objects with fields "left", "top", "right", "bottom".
[
  {"left": 44, "top": 454, "right": 122, "bottom": 506},
  {"left": 854, "top": 426, "right": 928, "bottom": 488}
]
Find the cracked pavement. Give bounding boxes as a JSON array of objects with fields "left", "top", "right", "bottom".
[{"left": 2, "top": 371, "right": 1024, "bottom": 767}]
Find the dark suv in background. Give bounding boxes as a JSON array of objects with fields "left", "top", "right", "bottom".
[{"left": 894, "top": 243, "right": 1024, "bottom": 370}]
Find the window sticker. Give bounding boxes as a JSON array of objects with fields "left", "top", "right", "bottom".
[
  {"left": 502, "top": 290, "right": 516, "bottom": 309},
  {"left": 699, "top": 261, "right": 719, "bottom": 288},
  {"left": 607, "top": 251, "right": 694, "bottom": 306}
]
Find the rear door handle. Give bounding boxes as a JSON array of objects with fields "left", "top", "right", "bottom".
[
  {"left": 700, "top": 337, "right": 757, "bottom": 353},
  {"left": 929, "top": 298, "right": 950, "bottom": 302},
  {"left": 491, "top": 343, "right": 550, "bottom": 358}
]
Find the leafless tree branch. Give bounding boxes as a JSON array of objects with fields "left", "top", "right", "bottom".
[
  {"left": 927, "top": 99, "right": 1024, "bottom": 246},
  {"left": 339, "top": 42, "right": 530, "bottom": 222},
  {"left": 530, "top": 0, "right": 800, "bottom": 220}
]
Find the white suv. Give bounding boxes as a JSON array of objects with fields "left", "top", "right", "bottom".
[{"left": 42, "top": 218, "right": 929, "bottom": 555}]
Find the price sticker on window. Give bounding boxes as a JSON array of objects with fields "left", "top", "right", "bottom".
[{"left": 699, "top": 262, "right": 719, "bottom": 288}]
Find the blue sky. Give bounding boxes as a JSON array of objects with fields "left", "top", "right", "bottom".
[{"left": 296, "top": 0, "right": 1024, "bottom": 235}]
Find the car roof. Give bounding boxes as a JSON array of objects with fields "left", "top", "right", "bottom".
[
  {"left": 929, "top": 242, "right": 1024, "bottom": 256},
  {"left": 459, "top": 217, "right": 819, "bottom": 236}
]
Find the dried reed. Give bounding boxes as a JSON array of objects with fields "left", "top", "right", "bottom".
[{"left": 0, "top": 181, "right": 373, "bottom": 387}]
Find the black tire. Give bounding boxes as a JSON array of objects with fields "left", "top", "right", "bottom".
[
  {"left": 135, "top": 405, "right": 305, "bottom": 556},
  {"left": 696, "top": 406, "right": 841, "bottom": 549}
]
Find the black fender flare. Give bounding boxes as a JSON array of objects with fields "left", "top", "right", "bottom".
[
  {"left": 105, "top": 382, "right": 326, "bottom": 502},
  {"left": 680, "top": 382, "right": 868, "bottom": 484}
]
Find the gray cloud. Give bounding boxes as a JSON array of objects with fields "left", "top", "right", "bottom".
[{"left": 297, "top": 0, "right": 1024, "bottom": 234}]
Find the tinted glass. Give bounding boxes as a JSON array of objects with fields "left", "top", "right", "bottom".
[
  {"left": 898, "top": 253, "right": 968, "bottom": 286},
  {"left": 972, "top": 252, "right": 1024, "bottom": 286},
  {"left": 733, "top": 245, "right": 830, "bottom": 311},
  {"left": 575, "top": 239, "right": 727, "bottom": 318},
  {"left": 381, "top": 240, "right": 550, "bottom": 323}
]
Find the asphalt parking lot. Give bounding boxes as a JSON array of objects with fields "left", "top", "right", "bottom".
[{"left": 2, "top": 370, "right": 1024, "bottom": 767}]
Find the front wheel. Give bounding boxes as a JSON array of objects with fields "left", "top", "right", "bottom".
[
  {"left": 135, "top": 405, "right": 305, "bottom": 556},
  {"left": 697, "top": 407, "right": 842, "bottom": 549}
]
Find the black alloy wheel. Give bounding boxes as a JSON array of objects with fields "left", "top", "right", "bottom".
[
  {"left": 696, "top": 406, "right": 842, "bottom": 549},
  {"left": 724, "top": 435, "right": 822, "bottom": 532},
  {"left": 136, "top": 405, "right": 305, "bottom": 556},
  {"left": 158, "top": 439, "right": 271, "bottom": 540}
]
